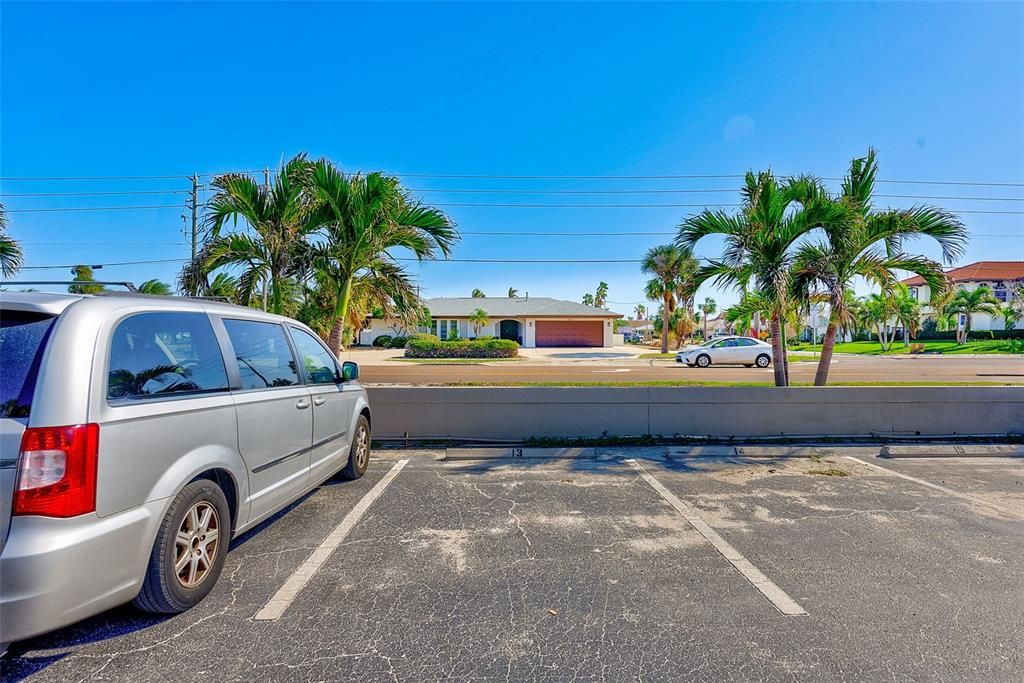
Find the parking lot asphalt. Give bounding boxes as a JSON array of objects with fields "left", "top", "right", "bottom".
[{"left": 3, "top": 450, "right": 1023, "bottom": 682}]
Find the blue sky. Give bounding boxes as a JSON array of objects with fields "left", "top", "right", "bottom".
[{"left": 3, "top": 1, "right": 1022, "bottom": 314}]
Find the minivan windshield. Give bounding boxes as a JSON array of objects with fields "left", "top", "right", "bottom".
[{"left": 0, "top": 310, "right": 56, "bottom": 418}]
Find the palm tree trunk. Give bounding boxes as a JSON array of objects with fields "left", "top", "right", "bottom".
[
  {"left": 814, "top": 315, "right": 840, "bottom": 386},
  {"left": 660, "top": 293, "right": 671, "bottom": 354},
  {"left": 328, "top": 275, "right": 355, "bottom": 356},
  {"left": 271, "top": 274, "right": 284, "bottom": 315},
  {"left": 769, "top": 314, "right": 787, "bottom": 387}
]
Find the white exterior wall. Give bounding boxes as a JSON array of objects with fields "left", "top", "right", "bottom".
[{"left": 523, "top": 318, "right": 536, "bottom": 347}]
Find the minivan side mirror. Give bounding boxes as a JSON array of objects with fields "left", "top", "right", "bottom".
[{"left": 341, "top": 361, "right": 359, "bottom": 382}]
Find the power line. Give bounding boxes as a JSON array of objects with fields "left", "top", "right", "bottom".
[
  {"left": 413, "top": 188, "right": 1024, "bottom": 201},
  {"left": 5, "top": 204, "right": 183, "bottom": 213},
  {"left": 2, "top": 170, "right": 1023, "bottom": 187},
  {"left": 0, "top": 190, "right": 188, "bottom": 198}
]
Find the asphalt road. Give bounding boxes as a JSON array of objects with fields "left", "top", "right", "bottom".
[
  {"left": 361, "top": 354, "right": 1024, "bottom": 385},
  {"left": 5, "top": 450, "right": 1023, "bottom": 681}
]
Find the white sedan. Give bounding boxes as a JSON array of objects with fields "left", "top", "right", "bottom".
[{"left": 676, "top": 336, "right": 773, "bottom": 368}]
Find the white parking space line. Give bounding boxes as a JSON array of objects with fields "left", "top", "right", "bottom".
[
  {"left": 844, "top": 456, "right": 1009, "bottom": 516},
  {"left": 255, "top": 459, "right": 410, "bottom": 621},
  {"left": 626, "top": 459, "right": 807, "bottom": 616}
]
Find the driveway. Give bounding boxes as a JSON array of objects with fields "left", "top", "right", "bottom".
[{"left": 5, "top": 448, "right": 1023, "bottom": 681}]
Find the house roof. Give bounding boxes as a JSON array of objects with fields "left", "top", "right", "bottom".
[
  {"left": 415, "top": 297, "right": 622, "bottom": 318},
  {"left": 901, "top": 261, "right": 1024, "bottom": 287}
]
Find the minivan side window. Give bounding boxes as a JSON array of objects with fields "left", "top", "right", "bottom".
[
  {"left": 223, "top": 319, "right": 299, "bottom": 390},
  {"left": 289, "top": 327, "right": 341, "bottom": 385},
  {"left": 108, "top": 312, "right": 229, "bottom": 400}
]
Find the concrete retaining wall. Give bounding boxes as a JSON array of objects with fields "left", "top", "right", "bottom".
[{"left": 366, "top": 386, "right": 1024, "bottom": 440}]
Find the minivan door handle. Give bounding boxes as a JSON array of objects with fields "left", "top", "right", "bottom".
[
  {"left": 295, "top": 399, "right": 311, "bottom": 410},
  {"left": 313, "top": 397, "right": 327, "bottom": 406}
]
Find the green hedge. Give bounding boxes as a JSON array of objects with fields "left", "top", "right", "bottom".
[
  {"left": 405, "top": 337, "right": 519, "bottom": 358},
  {"left": 899, "top": 329, "right": 1024, "bottom": 341}
]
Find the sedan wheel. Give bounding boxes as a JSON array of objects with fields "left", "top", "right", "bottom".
[
  {"left": 756, "top": 354, "right": 771, "bottom": 368},
  {"left": 696, "top": 354, "right": 711, "bottom": 368}
]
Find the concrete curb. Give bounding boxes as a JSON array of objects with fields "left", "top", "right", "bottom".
[{"left": 880, "top": 444, "right": 1024, "bottom": 458}]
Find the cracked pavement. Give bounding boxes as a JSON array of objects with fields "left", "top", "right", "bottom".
[{"left": 2, "top": 451, "right": 1023, "bottom": 681}]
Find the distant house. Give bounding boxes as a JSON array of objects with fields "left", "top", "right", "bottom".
[
  {"left": 901, "top": 260, "right": 1024, "bottom": 331},
  {"left": 360, "top": 297, "right": 623, "bottom": 347}
]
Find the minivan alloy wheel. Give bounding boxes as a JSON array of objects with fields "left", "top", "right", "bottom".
[
  {"left": 174, "top": 502, "right": 220, "bottom": 588},
  {"left": 355, "top": 424, "right": 370, "bottom": 470}
]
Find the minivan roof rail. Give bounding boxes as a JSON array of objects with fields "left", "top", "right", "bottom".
[{"left": 1, "top": 280, "right": 139, "bottom": 292}]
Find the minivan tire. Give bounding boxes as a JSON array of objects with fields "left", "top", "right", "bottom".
[
  {"left": 341, "top": 415, "right": 371, "bottom": 480},
  {"left": 134, "top": 479, "right": 231, "bottom": 614}
]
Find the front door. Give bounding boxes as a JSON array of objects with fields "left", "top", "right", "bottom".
[
  {"left": 221, "top": 318, "right": 313, "bottom": 523},
  {"left": 289, "top": 326, "right": 358, "bottom": 483},
  {"left": 499, "top": 320, "right": 520, "bottom": 342}
]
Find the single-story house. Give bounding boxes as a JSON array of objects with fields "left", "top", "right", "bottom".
[{"left": 360, "top": 296, "right": 623, "bottom": 347}]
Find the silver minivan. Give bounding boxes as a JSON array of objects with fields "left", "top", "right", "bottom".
[{"left": 0, "top": 291, "right": 371, "bottom": 648}]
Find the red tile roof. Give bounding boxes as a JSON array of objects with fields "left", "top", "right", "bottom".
[{"left": 901, "top": 261, "right": 1024, "bottom": 287}]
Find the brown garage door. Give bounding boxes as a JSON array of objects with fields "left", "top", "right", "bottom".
[{"left": 535, "top": 320, "right": 604, "bottom": 347}]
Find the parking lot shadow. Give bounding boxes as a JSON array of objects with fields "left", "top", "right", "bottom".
[{"left": 441, "top": 451, "right": 791, "bottom": 477}]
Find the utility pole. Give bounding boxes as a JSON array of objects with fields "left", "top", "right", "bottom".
[
  {"left": 262, "top": 167, "right": 271, "bottom": 312},
  {"left": 189, "top": 174, "right": 200, "bottom": 296}
]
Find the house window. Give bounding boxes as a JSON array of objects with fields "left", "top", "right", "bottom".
[
  {"left": 908, "top": 288, "right": 918, "bottom": 300},
  {"left": 433, "top": 319, "right": 459, "bottom": 339},
  {"left": 993, "top": 282, "right": 1008, "bottom": 302}
]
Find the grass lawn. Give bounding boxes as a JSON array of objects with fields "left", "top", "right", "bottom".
[
  {"left": 792, "top": 339, "right": 1022, "bottom": 355},
  {"left": 389, "top": 356, "right": 527, "bottom": 364}
]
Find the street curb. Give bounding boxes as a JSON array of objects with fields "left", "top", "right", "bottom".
[{"left": 880, "top": 444, "right": 1024, "bottom": 458}]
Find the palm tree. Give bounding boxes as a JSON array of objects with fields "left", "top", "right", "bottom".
[
  {"left": 670, "top": 308, "right": 696, "bottom": 348},
  {"left": 208, "top": 272, "right": 239, "bottom": 301},
  {"left": 944, "top": 287, "right": 1001, "bottom": 344},
  {"left": 0, "top": 204, "right": 24, "bottom": 278},
  {"left": 633, "top": 304, "right": 646, "bottom": 321},
  {"left": 472, "top": 288, "right": 486, "bottom": 298},
  {"left": 507, "top": 287, "right": 519, "bottom": 298},
  {"left": 138, "top": 279, "right": 172, "bottom": 295},
  {"left": 191, "top": 154, "right": 314, "bottom": 313},
  {"left": 791, "top": 149, "right": 966, "bottom": 384},
  {"left": 1002, "top": 305, "right": 1021, "bottom": 332},
  {"left": 68, "top": 265, "right": 105, "bottom": 294},
  {"left": 469, "top": 308, "right": 490, "bottom": 336},
  {"left": 698, "top": 297, "right": 717, "bottom": 339},
  {"left": 642, "top": 244, "right": 699, "bottom": 354},
  {"left": 308, "top": 159, "right": 457, "bottom": 353},
  {"left": 581, "top": 293, "right": 595, "bottom": 307},
  {"left": 678, "top": 171, "right": 843, "bottom": 386},
  {"left": 892, "top": 285, "right": 921, "bottom": 347},
  {"left": 862, "top": 290, "right": 899, "bottom": 351},
  {"left": 594, "top": 282, "right": 609, "bottom": 308}
]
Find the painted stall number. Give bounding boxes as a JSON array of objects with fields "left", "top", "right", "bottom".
[{"left": 510, "top": 448, "right": 524, "bottom": 458}]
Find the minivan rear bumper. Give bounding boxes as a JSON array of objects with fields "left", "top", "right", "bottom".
[{"left": 0, "top": 499, "right": 164, "bottom": 645}]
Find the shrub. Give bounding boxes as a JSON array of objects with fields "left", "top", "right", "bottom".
[
  {"left": 909, "top": 343, "right": 926, "bottom": 354},
  {"left": 405, "top": 337, "right": 519, "bottom": 358},
  {"left": 408, "top": 333, "right": 439, "bottom": 343},
  {"left": 388, "top": 336, "right": 409, "bottom": 349},
  {"left": 372, "top": 334, "right": 393, "bottom": 347},
  {"left": 474, "top": 335, "right": 495, "bottom": 341}
]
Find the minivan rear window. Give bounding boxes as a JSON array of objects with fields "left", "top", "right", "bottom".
[{"left": 0, "top": 311, "right": 56, "bottom": 418}]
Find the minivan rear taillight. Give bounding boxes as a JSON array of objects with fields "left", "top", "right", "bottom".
[{"left": 13, "top": 424, "right": 100, "bottom": 517}]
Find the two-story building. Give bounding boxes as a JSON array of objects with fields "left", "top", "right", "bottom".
[{"left": 901, "top": 260, "right": 1024, "bottom": 330}]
